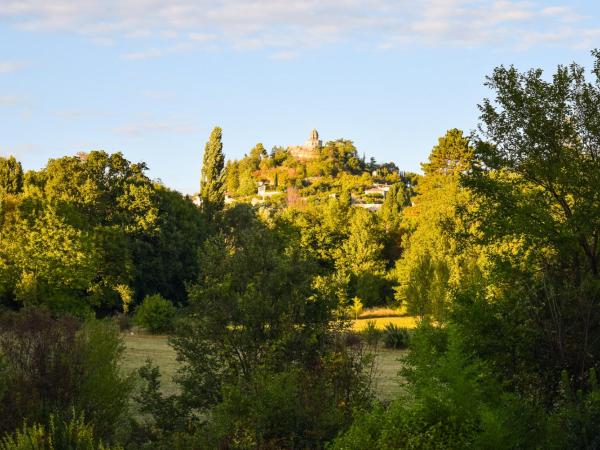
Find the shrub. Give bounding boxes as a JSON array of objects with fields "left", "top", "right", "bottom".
[
  {"left": 77, "top": 320, "right": 134, "bottom": 438},
  {"left": 331, "top": 327, "right": 546, "bottom": 450},
  {"left": 383, "top": 323, "right": 410, "bottom": 349},
  {"left": 0, "top": 308, "right": 133, "bottom": 439},
  {"left": 206, "top": 362, "right": 373, "bottom": 449},
  {"left": 134, "top": 294, "right": 176, "bottom": 334},
  {"left": 0, "top": 413, "right": 122, "bottom": 450},
  {"left": 0, "top": 308, "right": 80, "bottom": 433},
  {"left": 112, "top": 313, "right": 131, "bottom": 332},
  {"left": 344, "top": 332, "right": 362, "bottom": 348},
  {"left": 362, "top": 320, "right": 381, "bottom": 347},
  {"left": 544, "top": 369, "right": 600, "bottom": 449}
]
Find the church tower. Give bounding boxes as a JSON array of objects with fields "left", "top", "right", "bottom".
[
  {"left": 288, "top": 129, "right": 322, "bottom": 160},
  {"left": 304, "top": 129, "right": 322, "bottom": 151}
]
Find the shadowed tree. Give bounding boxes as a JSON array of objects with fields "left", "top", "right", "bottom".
[{"left": 459, "top": 51, "right": 600, "bottom": 389}]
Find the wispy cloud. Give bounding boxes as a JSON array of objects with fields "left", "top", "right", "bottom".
[
  {"left": 122, "top": 48, "right": 164, "bottom": 61},
  {"left": 0, "top": 1, "right": 597, "bottom": 55},
  {"left": 270, "top": 51, "right": 298, "bottom": 61},
  {"left": 115, "top": 119, "right": 200, "bottom": 136},
  {"left": 0, "top": 143, "right": 40, "bottom": 158},
  {"left": 0, "top": 95, "right": 24, "bottom": 107},
  {"left": 142, "top": 90, "right": 175, "bottom": 100},
  {"left": 0, "top": 61, "right": 26, "bottom": 74},
  {"left": 52, "top": 109, "right": 111, "bottom": 120}
]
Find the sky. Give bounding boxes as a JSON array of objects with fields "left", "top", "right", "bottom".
[{"left": 1, "top": 1, "right": 599, "bottom": 194}]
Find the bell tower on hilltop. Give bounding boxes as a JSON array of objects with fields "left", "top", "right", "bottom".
[{"left": 288, "top": 129, "right": 322, "bottom": 160}]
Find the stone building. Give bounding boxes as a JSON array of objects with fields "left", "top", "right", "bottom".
[{"left": 288, "top": 129, "right": 322, "bottom": 160}]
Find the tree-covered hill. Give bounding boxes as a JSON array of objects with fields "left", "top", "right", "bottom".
[{"left": 223, "top": 137, "right": 419, "bottom": 208}]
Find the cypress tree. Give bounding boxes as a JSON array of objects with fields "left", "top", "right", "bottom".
[
  {"left": 200, "top": 126, "right": 225, "bottom": 218},
  {"left": 379, "top": 183, "right": 409, "bottom": 227}
]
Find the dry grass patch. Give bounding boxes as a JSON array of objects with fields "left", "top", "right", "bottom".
[
  {"left": 358, "top": 305, "right": 410, "bottom": 319},
  {"left": 358, "top": 307, "right": 400, "bottom": 319},
  {"left": 352, "top": 316, "right": 417, "bottom": 332}
]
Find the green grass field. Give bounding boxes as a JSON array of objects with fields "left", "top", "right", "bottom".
[
  {"left": 122, "top": 333, "right": 407, "bottom": 401},
  {"left": 121, "top": 333, "right": 180, "bottom": 396}
]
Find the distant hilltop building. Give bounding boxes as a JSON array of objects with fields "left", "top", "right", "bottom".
[{"left": 288, "top": 129, "right": 322, "bottom": 160}]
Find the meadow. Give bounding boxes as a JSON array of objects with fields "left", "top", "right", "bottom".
[{"left": 122, "top": 333, "right": 407, "bottom": 401}]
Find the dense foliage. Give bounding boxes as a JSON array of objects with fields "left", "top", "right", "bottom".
[
  {"left": 0, "top": 151, "right": 205, "bottom": 314},
  {"left": 131, "top": 205, "right": 374, "bottom": 448},
  {"left": 1, "top": 51, "right": 600, "bottom": 448},
  {"left": 0, "top": 308, "right": 132, "bottom": 439},
  {"left": 332, "top": 50, "right": 600, "bottom": 448},
  {"left": 133, "top": 294, "right": 176, "bottom": 334}
]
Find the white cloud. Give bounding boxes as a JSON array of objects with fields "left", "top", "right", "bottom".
[
  {"left": 122, "top": 48, "right": 164, "bottom": 60},
  {"left": 188, "top": 32, "right": 216, "bottom": 42},
  {"left": 115, "top": 120, "right": 200, "bottom": 136},
  {"left": 0, "top": 0, "right": 596, "bottom": 54},
  {"left": 270, "top": 51, "right": 298, "bottom": 61},
  {"left": 0, "top": 61, "right": 25, "bottom": 73},
  {"left": 142, "top": 90, "right": 175, "bottom": 100},
  {"left": 0, "top": 95, "right": 24, "bottom": 106},
  {"left": 52, "top": 108, "right": 111, "bottom": 120},
  {"left": 0, "top": 143, "right": 40, "bottom": 158}
]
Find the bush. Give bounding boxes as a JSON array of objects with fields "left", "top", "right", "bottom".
[
  {"left": 0, "top": 308, "right": 80, "bottom": 433},
  {"left": 0, "top": 413, "right": 122, "bottom": 450},
  {"left": 344, "top": 332, "right": 362, "bottom": 348},
  {"left": 544, "top": 369, "right": 600, "bottom": 449},
  {"left": 112, "top": 313, "right": 131, "bottom": 331},
  {"left": 383, "top": 324, "right": 410, "bottom": 349},
  {"left": 331, "top": 327, "right": 546, "bottom": 450},
  {"left": 205, "top": 361, "right": 372, "bottom": 449},
  {"left": 133, "top": 294, "right": 176, "bottom": 334},
  {"left": 77, "top": 320, "right": 134, "bottom": 438},
  {"left": 0, "top": 308, "right": 133, "bottom": 439},
  {"left": 362, "top": 320, "right": 381, "bottom": 347}
]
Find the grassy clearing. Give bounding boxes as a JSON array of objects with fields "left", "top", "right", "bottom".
[
  {"left": 359, "top": 307, "right": 402, "bottom": 319},
  {"left": 352, "top": 316, "right": 417, "bottom": 331},
  {"left": 122, "top": 333, "right": 406, "bottom": 401},
  {"left": 371, "top": 348, "right": 407, "bottom": 401},
  {"left": 121, "top": 333, "right": 180, "bottom": 396}
]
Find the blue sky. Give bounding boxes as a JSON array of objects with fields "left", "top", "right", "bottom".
[{"left": 1, "top": 0, "right": 599, "bottom": 194}]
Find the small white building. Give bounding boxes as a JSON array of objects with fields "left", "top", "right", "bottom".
[
  {"left": 364, "top": 184, "right": 391, "bottom": 197},
  {"left": 355, "top": 203, "right": 382, "bottom": 212}
]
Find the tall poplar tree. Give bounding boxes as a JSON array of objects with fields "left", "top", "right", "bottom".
[
  {"left": 0, "top": 156, "right": 24, "bottom": 195},
  {"left": 200, "top": 126, "right": 225, "bottom": 218}
]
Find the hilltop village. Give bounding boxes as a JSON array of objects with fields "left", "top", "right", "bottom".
[{"left": 194, "top": 129, "right": 418, "bottom": 210}]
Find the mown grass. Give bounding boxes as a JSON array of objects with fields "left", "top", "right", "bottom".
[
  {"left": 122, "top": 332, "right": 407, "bottom": 401},
  {"left": 371, "top": 347, "right": 407, "bottom": 400},
  {"left": 121, "top": 333, "right": 180, "bottom": 396}
]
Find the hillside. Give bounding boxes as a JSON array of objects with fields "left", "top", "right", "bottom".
[{"left": 221, "top": 130, "right": 419, "bottom": 210}]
